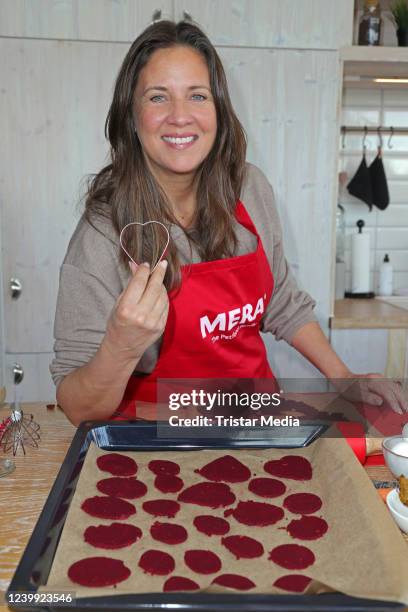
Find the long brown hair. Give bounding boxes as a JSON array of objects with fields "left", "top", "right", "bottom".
[{"left": 85, "top": 20, "right": 247, "bottom": 289}]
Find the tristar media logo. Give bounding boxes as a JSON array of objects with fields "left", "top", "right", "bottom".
[{"left": 200, "top": 296, "right": 265, "bottom": 341}]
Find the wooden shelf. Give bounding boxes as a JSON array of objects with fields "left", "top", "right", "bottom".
[
  {"left": 341, "top": 45, "right": 408, "bottom": 84},
  {"left": 330, "top": 298, "right": 408, "bottom": 329}
]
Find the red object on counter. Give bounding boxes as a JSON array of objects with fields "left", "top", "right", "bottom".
[
  {"left": 365, "top": 454, "right": 385, "bottom": 466},
  {"left": 355, "top": 402, "right": 408, "bottom": 437},
  {"left": 0, "top": 417, "right": 11, "bottom": 442},
  {"left": 335, "top": 422, "right": 367, "bottom": 465}
]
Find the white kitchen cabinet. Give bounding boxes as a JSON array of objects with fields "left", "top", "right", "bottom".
[
  {"left": 0, "top": 37, "right": 131, "bottom": 400},
  {"left": 0, "top": 202, "right": 5, "bottom": 396},
  {"left": 4, "top": 354, "right": 55, "bottom": 404},
  {"left": 1, "top": 38, "right": 129, "bottom": 354},
  {"left": 0, "top": 0, "right": 172, "bottom": 41},
  {"left": 175, "top": 0, "right": 354, "bottom": 49}
]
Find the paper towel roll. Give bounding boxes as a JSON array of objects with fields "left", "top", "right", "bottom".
[{"left": 351, "top": 231, "right": 370, "bottom": 293}]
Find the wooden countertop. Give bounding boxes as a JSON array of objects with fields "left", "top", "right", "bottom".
[
  {"left": 0, "top": 404, "right": 75, "bottom": 610},
  {"left": 330, "top": 298, "right": 408, "bottom": 329},
  {"left": 0, "top": 403, "right": 407, "bottom": 611}
]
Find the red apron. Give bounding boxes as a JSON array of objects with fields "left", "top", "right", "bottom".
[{"left": 114, "top": 200, "right": 277, "bottom": 418}]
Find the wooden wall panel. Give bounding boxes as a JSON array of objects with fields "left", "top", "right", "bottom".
[
  {"left": 176, "top": 0, "right": 354, "bottom": 49},
  {"left": 0, "top": 0, "right": 172, "bottom": 41},
  {"left": 220, "top": 47, "right": 340, "bottom": 322}
]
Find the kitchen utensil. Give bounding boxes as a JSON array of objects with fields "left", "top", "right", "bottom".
[
  {"left": 369, "top": 142, "right": 389, "bottom": 211},
  {"left": 119, "top": 221, "right": 170, "bottom": 273},
  {"left": 347, "top": 131, "right": 373, "bottom": 210},
  {"left": 382, "top": 429, "right": 408, "bottom": 478},
  {"left": 0, "top": 385, "right": 41, "bottom": 456},
  {"left": 386, "top": 489, "right": 408, "bottom": 534},
  {"left": 8, "top": 421, "right": 407, "bottom": 611}
]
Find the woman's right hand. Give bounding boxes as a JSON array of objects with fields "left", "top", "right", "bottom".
[{"left": 104, "top": 260, "right": 169, "bottom": 364}]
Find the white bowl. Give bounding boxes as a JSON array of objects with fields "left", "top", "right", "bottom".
[
  {"left": 386, "top": 489, "right": 408, "bottom": 534},
  {"left": 382, "top": 436, "right": 408, "bottom": 479}
]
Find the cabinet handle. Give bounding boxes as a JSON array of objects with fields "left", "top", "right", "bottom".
[
  {"left": 10, "top": 278, "right": 22, "bottom": 299},
  {"left": 152, "top": 9, "right": 162, "bottom": 22},
  {"left": 12, "top": 363, "right": 24, "bottom": 385},
  {"left": 183, "top": 10, "right": 193, "bottom": 22}
]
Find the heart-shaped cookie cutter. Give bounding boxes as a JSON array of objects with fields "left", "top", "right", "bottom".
[{"left": 119, "top": 221, "right": 170, "bottom": 273}]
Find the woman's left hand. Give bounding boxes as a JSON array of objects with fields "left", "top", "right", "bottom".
[{"left": 336, "top": 372, "right": 408, "bottom": 415}]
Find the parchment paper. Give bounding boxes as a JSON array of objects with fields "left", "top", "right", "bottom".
[{"left": 44, "top": 438, "right": 408, "bottom": 604}]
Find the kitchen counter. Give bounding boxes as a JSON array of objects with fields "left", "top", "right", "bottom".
[
  {"left": 0, "top": 403, "right": 407, "bottom": 611},
  {"left": 330, "top": 298, "right": 408, "bottom": 329},
  {"left": 0, "top": 404, "right": 75, "bottom": 610}
]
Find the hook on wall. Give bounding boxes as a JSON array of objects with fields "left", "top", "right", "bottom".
[
  {"left": 377, "top": 126, "right": 383, "bottom": 151},
  {"left": 151, "top": 9, "right": 162, "bottom": 23},
  {"left": 341, "top": 126, "right": 347, "bottom": 149},
  {"left": 362, "top": 126, "right": 368, "bottom": 152},
  {"left": 387, "top": 126, "right": 394, "bottom": 149}
]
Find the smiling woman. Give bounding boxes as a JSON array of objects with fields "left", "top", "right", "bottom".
[
  {"left": 134, "top": 46, "right": 217, "bottom": 185},
  {"left": 50, "top": 20, "right": 408, "bottom": 426}
]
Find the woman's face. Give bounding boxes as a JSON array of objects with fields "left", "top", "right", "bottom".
[{"left": 133, "top": 46, "right": 217, "bottom": 182}]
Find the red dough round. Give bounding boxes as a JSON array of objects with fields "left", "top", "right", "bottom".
[
  {"left": 212, "top": 574, "right": 256, "bottom": 591},
  {"left": 96, "top": 453, "right": 137, "bottom": 476},
  {"left": 154, "top": 474, "right": 184, "bottom": 493},
  {"left": 150, "top": 521, "right": 188, "bottom": 544},
  {"left": 81, "top": 496, "right": 135, "bottom": 520},
  {"left": 283, "top": 493, "right": 322, "bottom": 515},
  {"left": 142, "top": 499, "right": 180, "bottom": 518},
  {"left": 195, "top": 455, "right": 251, "bottom": 483},
  {"left": 178, "top": 482, "right": 235, "bottom": 508},
  {"left": 139, "top": 550, "right": 175, "bottom": 576},
  {"left": 224, "top": 500, "right": 283, "bottom": 526},
  {"left": 68, "top": 557, "right": 130, "bottom": 587},
  {"left": 248, "top": 477, "right": 286, "bottom": 499},
  {"left": 287, "top": 515, "right": 328, "bottom": 540},
  {"left": 163, "top": 576, "right": 200, "bottom": 592},
  {"left": 193, "top": 515, "right": 230, "bottom": 537},
  {"left": 269, "top": 544, "right": 315, "bottom": 569},
  {"left": 185, "top": 550, "right": 222, "bottom": 574},
  {"left": 274, "top": 574, "right": 312, "bottom": 593},
  {"left": 221, "top": 535, "right": 264, "bottom": 559},
  {"left": 96, "top": 477, "right": 147, "bottom": 499},
  {"left": 264, "top": 456, "right": 312, "bottom": 481},
  {"left": 148, "top": 459, "right": 180, "bottom": 476},
  {"left": 84, "top": 522, "right": 142, "bottom": 549}
]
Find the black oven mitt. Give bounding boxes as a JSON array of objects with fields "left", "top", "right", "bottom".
[
  {"left": 347, "top": 152, "right": 373, "bottom": 210},
  {"left": 369, "top": 148, "right": 390, "bottom": 210}
]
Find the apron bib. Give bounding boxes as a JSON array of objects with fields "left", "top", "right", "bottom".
[{"left": 115, "top": 200, "right": 277, "bottom": 418}]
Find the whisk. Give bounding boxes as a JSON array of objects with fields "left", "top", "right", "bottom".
[{"left": 0, "top": 385, "right": 40, "bottom": 456}]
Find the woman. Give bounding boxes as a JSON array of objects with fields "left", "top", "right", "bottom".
[{"left": 50, "top": 20, "right": 407, "bottom": 426}]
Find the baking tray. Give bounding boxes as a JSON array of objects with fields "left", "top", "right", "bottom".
[{"left": 7, "top": 420, "right": 404, "bottom": 612}]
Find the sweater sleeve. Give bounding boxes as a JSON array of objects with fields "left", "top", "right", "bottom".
[
  {"left": 49, "top": 213, "right": 163, "bottom": 388},
  {"left": 241, "top": 163, "right": 317, "bottom": 344},
  {"left": 49, "top": 214, "right": 125, "bottom": 389},
  {"left": 49, "top": 263, "right": 118, "bottom": 388}
]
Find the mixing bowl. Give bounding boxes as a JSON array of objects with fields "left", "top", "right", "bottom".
[{"left": 382, "top": 436, "right": 408, "bottom": 478}]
